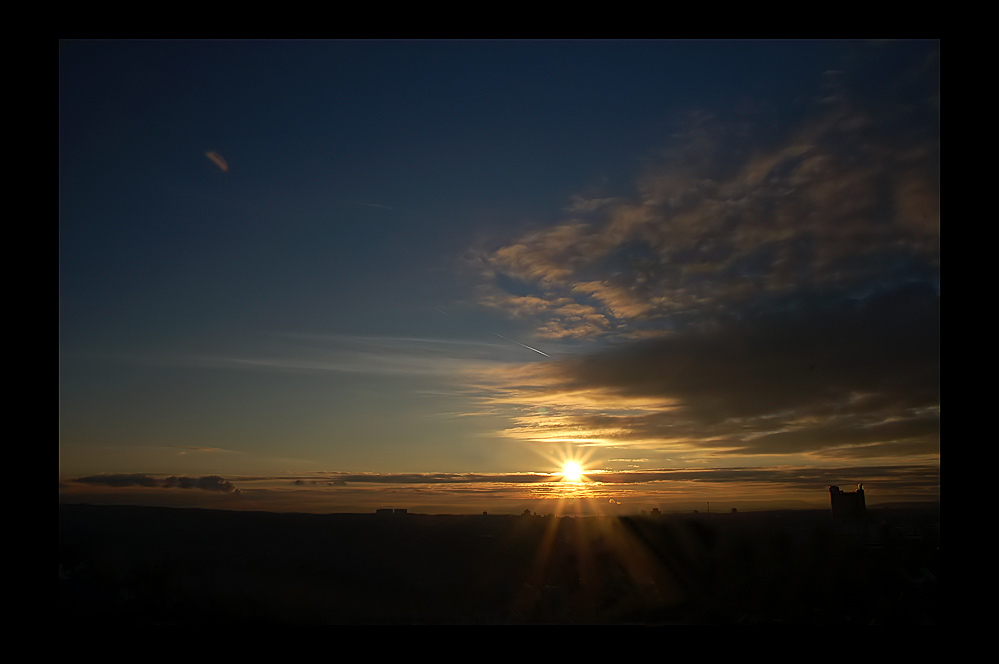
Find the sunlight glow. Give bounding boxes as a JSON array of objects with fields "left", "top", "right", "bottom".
[{"left": 562, "top": 460, "right": 584, "bottom": 483}]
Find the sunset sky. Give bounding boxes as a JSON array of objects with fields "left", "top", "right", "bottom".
[{"left": 59, "top": 40, "right": 939, "bottom": 514}]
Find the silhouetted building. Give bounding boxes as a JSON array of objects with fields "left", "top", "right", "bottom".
[{"left": 829, "top": 484, "right": 866, "bottom": 522}]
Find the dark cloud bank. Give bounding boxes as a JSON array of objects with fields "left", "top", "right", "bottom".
[
  {"left": 559, "top": 280, "right": 938, "bottom": 455},
  {"left": 73, "top": 474, "right": 242, "bottom": 494}
]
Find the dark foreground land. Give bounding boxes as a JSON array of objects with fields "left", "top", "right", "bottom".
[{"left": 59, "top": 503, "right": 939, "bottom": 624}]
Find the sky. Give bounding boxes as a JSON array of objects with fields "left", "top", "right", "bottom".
[{"left": 59, "top": 39, "right": 939, "bottom": 515}]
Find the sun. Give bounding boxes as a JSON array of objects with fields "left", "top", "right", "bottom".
[{"left": 562, "top": 460, "right": 584, "bottom": 483}]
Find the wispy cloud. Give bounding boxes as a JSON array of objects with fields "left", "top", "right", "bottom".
[
  {"left": 166, "top": 446, "right": 236, "bottom": 455},
  {"left": 189, "top": 333, "right": 518, "bottom": 378}
]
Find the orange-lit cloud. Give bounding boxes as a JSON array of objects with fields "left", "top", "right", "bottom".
[
  {"left": 205, "top": 151, "right": 228, "bottom": 172},
  {"left": 456, "top": 66, "right": 939, "bottom": 471},
  {"left": 463, "top": 280, "right": 939, "bottom": 461},
  {"left": 465, "top": 96, "right": 939, "bottom": 346}
]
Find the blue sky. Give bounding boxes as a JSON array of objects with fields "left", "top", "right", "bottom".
[{"left": 59, "top": 40, "right": 939, "bottom": 514}]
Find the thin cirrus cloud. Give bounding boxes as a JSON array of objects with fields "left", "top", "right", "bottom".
[{"left": 190, "top": 333, "right": 520, "bottom": 378}]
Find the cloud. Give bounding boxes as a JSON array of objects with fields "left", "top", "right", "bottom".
[
  {"left": 563, "top": 196, "right": 619, "bottom": 213},
  {"left": 166, "top": 446, "right": 235, "bottom": 455},
  {"left": 183, "top": 466, "right": 939, "bottom": 496},
  {"left": 459, "top": 49, "right": 939, "bottom": 464},
  {"left": 73, "top": 473, "right": 242, "bottom": 494},
  {"left": 465, "top": 64, "right": 939, "bottom": 346},
  {"left": 74, "top": 473, "right": 161, "bottom": 488},
  {"left": 311, "top": 472, "right": 555, "bottom": 485},
  {"left": 566, "top": 281, "right": 938, "bottom": 420},
  {"left": 206, "top": 466, "right": 941, "bottom": 500},
  {"left": 63, "top": 464, "right": 938, "bottom": 513},
  {"left": 192, "top": 333, "right": 516, "bottom": 378},
  {"left": 205, "top": 151, "right": 228, "bottom": 173},
  {"left": 467, "top": 279, "right": 939, "bottom": 458}
]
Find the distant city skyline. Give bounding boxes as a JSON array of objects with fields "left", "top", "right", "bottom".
[{"left": 59, "top": 39, "right": 939, "bottom": 514}]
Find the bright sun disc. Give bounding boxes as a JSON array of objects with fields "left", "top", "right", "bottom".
[{"left": 562, "top": 460, "right": 584, "bottom": 482}]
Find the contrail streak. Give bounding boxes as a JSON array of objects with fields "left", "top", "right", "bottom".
[
  {"left": 434, "top": 307, "right": 551, "bottom": 358},
  {"left": 489, "top": 332, "right": 551, "bottom": 358}
]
